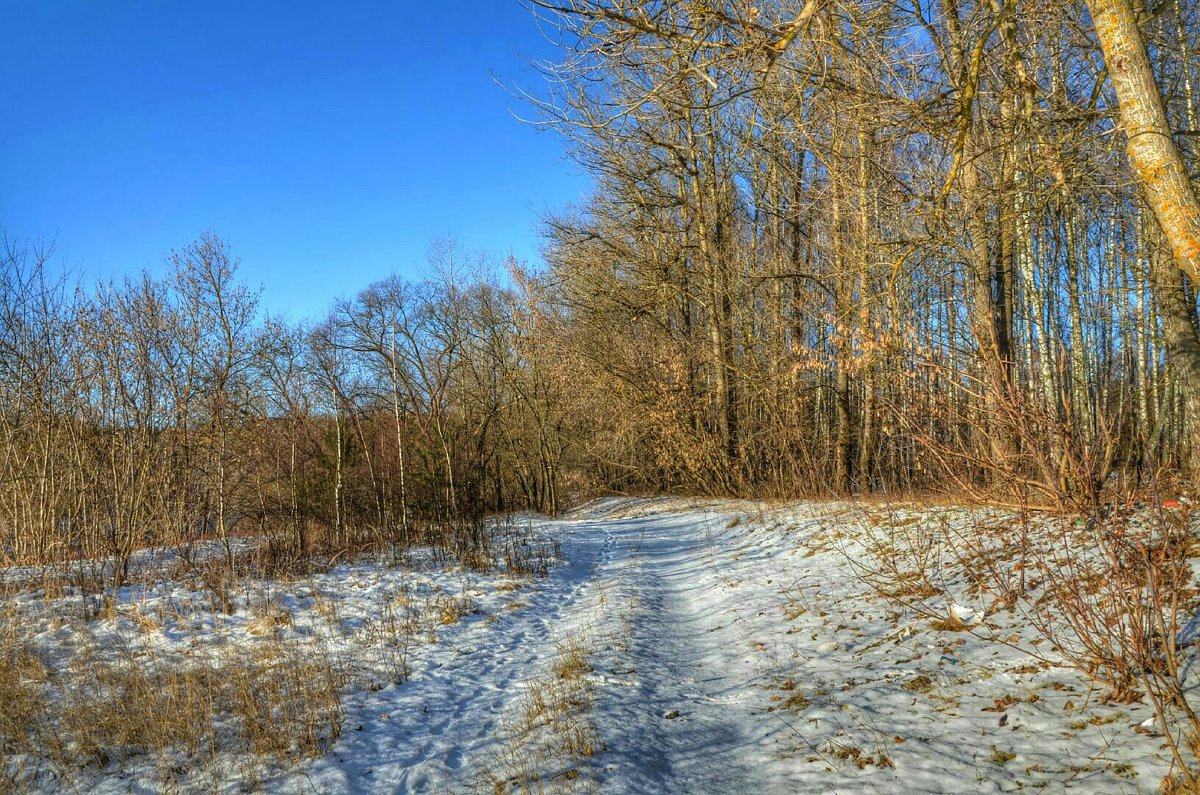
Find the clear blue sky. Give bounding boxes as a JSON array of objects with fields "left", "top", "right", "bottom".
[{"left": 1, "top": 1, "right": 587, "bottom": 320}]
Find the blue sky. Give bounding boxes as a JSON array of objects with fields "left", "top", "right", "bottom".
[{"left": 1, "top": 1, "right": 588, "bottom": 320}]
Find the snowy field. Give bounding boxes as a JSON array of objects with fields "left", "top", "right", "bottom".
[{"left": 2, "top": 498, "right": 1187, "bottom": 793}]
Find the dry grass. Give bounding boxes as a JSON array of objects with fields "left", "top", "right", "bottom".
[
  {"left": 988, "top": 746, "right": 1017, "bottom": 766},
  {"left": 227, "top": 643, "right": 345, "bottom": 759},
  {"left": 0, "top": 605, "right": 345, "bottom": 792},
  {"left": 247, "top": 597, "right": 294, "bottom": 636},
  {"left": 496, "top": 518, "right": 562, "bottom": 580},
  {"left": 436, "top": 593, "right": 475, "bottom": 626},
  {"left": 1, "top": 516, "right": 565, "bottom": 792},
  {"left": 551, "top": 638, "right": 593, "bottom": 681},
  {"left": 64, "top": 639, "right": 344, "bottom": 764},
  {"left": 850, "top": 499, "right": 1200, "bottom": 786},
  {"left": 0, "top": 645, "right": 47, "bottom": 754},
  {"left": 62, "top": 659, "right": 221, "bottom": 766},
  {"left": 359, "top": 588, "right": 418, "bottom": 685},
  {"left": 928, "top": 615, "right": 970, "bottom": 632},
  {"left": 478, "top": 634, "right": 599, "bottom": 794}
]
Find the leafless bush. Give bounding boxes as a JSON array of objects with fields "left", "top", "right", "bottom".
[
  {"left": 496, "top": 517, "right": 563, "bottom": 579},
  {"left": 1004, "top": 503, "right": 1200, "bottom": 788}
]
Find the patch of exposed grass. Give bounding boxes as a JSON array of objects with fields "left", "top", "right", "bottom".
[
  {"left": 929, "top": 615, "right": 970, "bottom": 632},
  {"left": 902, "top": 674, "right": 934, "bottom": 694},
  {"left": 552, "top": 638, "right": 593, "bottom": 680},
  {"left": 3, "top": 617, "right": 345, "bottom": 792},
  {"left": 478, "top": 634, "right": 599, "bottom": 793},
  {"left": 989, "top": 746, "right": 1017, "bottom": 766}
]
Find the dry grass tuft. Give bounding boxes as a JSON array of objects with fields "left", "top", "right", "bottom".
[
  {"left": 928, "top": 615, "right": 970, "bottom": 632},
  {"left": 902, "top": 674, "right": 934, "bottom": 694},
  {"left": 478, "top": 634, "right": 599, "bottom": 793},
  {"left": 247, "top": 599, "right": 294, "bottom": 636},
  {"left": 988, "top": 746, "right": 1017, "bottom": 766},
  {"left": 1, "top": 611, "right": 345, "bottom": 792},
  {"left": 552, "top": 638, "right": 593, "bottom": 681},
  {"left": 436, "top": 593, "right": 474, "bottom": 626}
]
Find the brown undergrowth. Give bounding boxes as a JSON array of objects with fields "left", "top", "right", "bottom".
[
  {"left": 0, "top": 612, "right": 345, "bottom": 793},
  {"left": 843, "top": 492, "right": 1200, "bottom": 791}
]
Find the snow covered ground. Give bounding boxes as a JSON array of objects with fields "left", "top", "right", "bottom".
[{"left": 3, "top": 498, "right": 1185, "bottom": 792}]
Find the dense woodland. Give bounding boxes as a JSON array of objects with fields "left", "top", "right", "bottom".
[{"left": 4, "top": 0, "right": 1200, "bottom": 573}]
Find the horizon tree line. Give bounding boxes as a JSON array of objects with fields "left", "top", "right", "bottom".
[{"left": 4, "top": 0, "right": 1200, "bottom": 574}]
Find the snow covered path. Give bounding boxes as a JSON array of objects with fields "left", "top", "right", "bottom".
[
  {"left": 286, "top": 517, "right": 616, "bottom": 794},
  {"left": 282, "top": 498, "right": 1175, "bottom": 792},
  {"left": 289, "top": 499, "right": 801, "bottom": 794},
  {"left": 580, "top": 506, "right": 784, "bottom": 793}
]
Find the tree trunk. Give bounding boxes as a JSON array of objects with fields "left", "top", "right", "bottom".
[{"left": 1087, "top": 0, "right": 1200, "bottom": 465}]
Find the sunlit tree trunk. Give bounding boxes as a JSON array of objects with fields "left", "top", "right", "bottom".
[{"left": 1087, "top": 0, "right": 1200, "bottom": 464}]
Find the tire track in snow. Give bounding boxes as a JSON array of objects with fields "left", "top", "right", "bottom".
[{"left": 583, "top": 508, "right": 779, "bottom": 794}]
